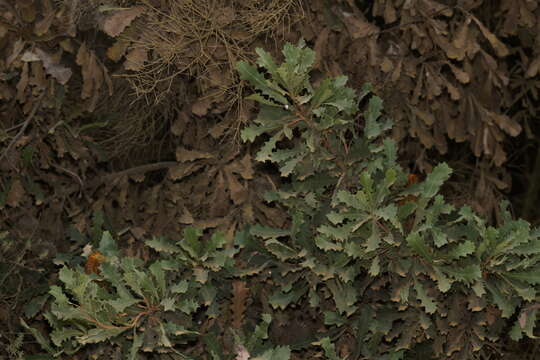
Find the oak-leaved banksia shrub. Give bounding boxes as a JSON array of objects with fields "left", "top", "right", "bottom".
[{"left": 27, "top": 40, "right": 540, "bottom": 359}]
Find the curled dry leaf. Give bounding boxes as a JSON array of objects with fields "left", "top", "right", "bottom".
[
  {"left": 107, "top": 39, "right": 131, "bottom": 62},
  {"left": 384, "top": 0, "right": 397, "bottom": 23},
  {"left": 16, "top": 62, "right": 29, "bottom": 102},
  {"left": 489, "top": 111, "right": 522, "bottom": 137},
  {"left": 34, "top": 12, "right": 54, "bottom": 36},
  {"left": 21, "top": 48, "right": 73, "bottom": 85},
  {"left": 17, "top": 0, "right": 36, "bottom": 23},
  {"left": 452, "top": 18, "right": 470, "bottom": 51},
  {"left": 191, "top": 97, "right": 213, "bottom": 116},
  {"left": 99, "top": 6, "right": 146, "bottom": 37},
  {"left": 76, "top": 43, "right": 108, "bottom": 110},
  {"left": 447, "top": 62, "right": 470, "bottom": 84},
  {"left": 380, "top": 57, "right": 393, "bottom": 73},
  {"left": 124, "top": 47, "right": 147, "bottom": 71},
  {"left": 175, "top": 147, "right": 213, "bottom": 162},
  {"left": 7, "top": 38, "right": 25, "bottom": 67},
  {"left": 410, "top": 105, "right": 435, "bottom": 126},
  {"left": 225, "top": 169, "right": 247, "bottom": 205},
  {"left": 231, "top": 280, "right": 249, "bottom": 329},
  {"left": 526, "top": 56, "right": 540, "bottom": 78},
  {"left": 470, "top": 16, "right": 509, "bottom": 57},
  {"left": 445, "top": 80, "right": 461, "bottom": 101}
]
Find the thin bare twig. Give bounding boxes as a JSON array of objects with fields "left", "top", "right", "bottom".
[{"left": 0, "top": 92, "right": 46, "bottom": 164}]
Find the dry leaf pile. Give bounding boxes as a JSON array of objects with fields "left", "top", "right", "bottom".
[{"left": 301, "top": 0, "right": 539, "bottom": 219}]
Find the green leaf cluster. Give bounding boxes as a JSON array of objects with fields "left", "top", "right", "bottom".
[
  {"left": 237, "top": 40, "right": 540, "bottom": 359},
  {"left": 29, "top": 229, "right": 236, "bottom": 359},
  {"left": 27, "top": 41, "right": 540, "bottom": 360}
]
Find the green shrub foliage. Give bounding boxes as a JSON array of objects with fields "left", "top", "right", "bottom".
[
  {"left": 237, "top": 40, "right": 540, "bottom": 359},
  {"left": 28, "top": 41, "right": 540, "bottom": 359}
]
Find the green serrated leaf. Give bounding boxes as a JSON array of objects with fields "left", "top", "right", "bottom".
[
  {"left": 505, "top": 270, "right": 540, "bottom": 285},
  {"left": 254, "top": 345, "right": 291, "bottom": 360},
  {"left": 422, "top": 163, "right": 452, "bottom": 198},
  {"left": 448, "top": 240, "right": 476, "bottom": 259},
  {"left": 315, "top": 234, "right": 342, "bottom": 252},
  {"left": 77, "top": 327, "right": 127, "bottom": 344},
  {"left": 98, "top": 231, "right": 119, "bottom": 258},
  {"left": 145, "top": 236, "right": 181, "bottom": 254},
  {"left": 315, "top": 337, "right": 342, "bottom": 360},
  {"left": 433, "top": 267, "right": 452, "bottom": 293},
  {"left": 414, "top": 281, "right": 437, "bottom": 314},
  {"left": 364, "top": 96, "right": 384, "bottom": 139},
  {"left": 107, "top": 297, "right": 138, "bottom": 313},
  {"left": 180, "top": 227, "right": 203, "bottom": 259},
  {"left": 369, "top": 256, "right": 381, "bottom": 276},
  {"left": 236, "top": 61, "right": 289, "bottom": 105},
  {"left": 129, "top": 331, "right": 144, "bottom": 360},
  {"left": 406, "top": 232, "right": 433, "bottom": 261},
  {"left": 327, "top": 280, "right": 357, "bottom": 315},
  {"left": 250, "top": 225, "right": 290, "bottom": 239}
]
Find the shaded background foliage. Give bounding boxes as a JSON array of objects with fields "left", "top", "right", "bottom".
[{"left": 1, "top": 0, "right": 540, "bottom": 358}]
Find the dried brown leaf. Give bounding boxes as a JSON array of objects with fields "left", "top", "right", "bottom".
[
  {"left": 526, "top": 56, "right": 540, "bottom": 78},
  {"left": 192, "top": 97, "right": 213, "bottom": 116},
  {"left": 6, "top": 179, "right": 25, "bottom": 207},
  {"left": 76, "top": 43, "right": 92, "bottom": 98},
  {"left": 168, "top": 163, "right": 204, "bottom": 181},
  {"left": 7, "top": 39, "right": 25, "bottom": 67},
  {"left": 423, "top": 0, "right": 453, "bottom": 17},
  {"left": 59, "top": 39, "right": 75, "bottom": 54},
  {"left": 17, "top": 0, "right": 36, "bottom": 23},
  {"left": 16, "top": 62, "right": 29, "bottom": 102},
  {"left": 471, "top": 16, "right": 509, "bottom": 57},
  {"left": 452, "top": 18, "right": 470, "bottom": 50},
  {"left": 225, "top": 169, "right": 247, "bottom": 205},
  {"left": 208, "top": 170, "right": 229, "bottom": 218},
  {"left": 107, "top": 39, "right": 131, "bottom": 62},
  {"left": 410, "top": 106, "right": 435, "bottom": 126},
  {"left": 179, "top": 207, "right": 194, "bottom": 224},
  {"left": 490, "top": 111, "right": 521, "bottom": 137},
  {"left": 124, "top": 47, "right": 147, "bottom": 71},
  {"left": 194, "top": 217, "right": 225, "bottom": 230},
  {"left": 231, "top": 280, "right": 249, "bottom": 329},
  {"left": 445, "top": 80, "right": 460, "bottom": 100},
  {"left": 175, "top": 147, "right": 213, "bottom": 162},
  {"left": 171, "top": 111, "right": 188, "bottom": 137},
  {"left": 391, "top": 58, "right": 403, "bottom": 82},
  {"left": 100, "top": 6, "right": 145, "bottom": 38},
  {"left": 238, "top": 154, "right": 254, "bottom": 180},
  {"left": 34, "top": 13, "right": 54, "bottom": 36},
  {"left": 0, "top": 83, "right": 14, "bottom": 100},
  {"left": 380, "top": 57, "right": 393, "bottom": 73},
  {"left": 33, "top": 48, "right": 72, "bottom": 85},
  {"left": 493, "top": 141, "right": 507, "bottom": 166},
  {"left": 0, "top": 24, "right": 8, "bottom": 38},
  {"left": 384, "top": 1, "right": 397, "bottom": 23},
  {"left": 447, "top": 63, "right": 470, "bottom": 84}
]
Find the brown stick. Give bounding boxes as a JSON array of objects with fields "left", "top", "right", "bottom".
[{"left": 0, "top": 92, "right": 46, "bottom": 164}]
